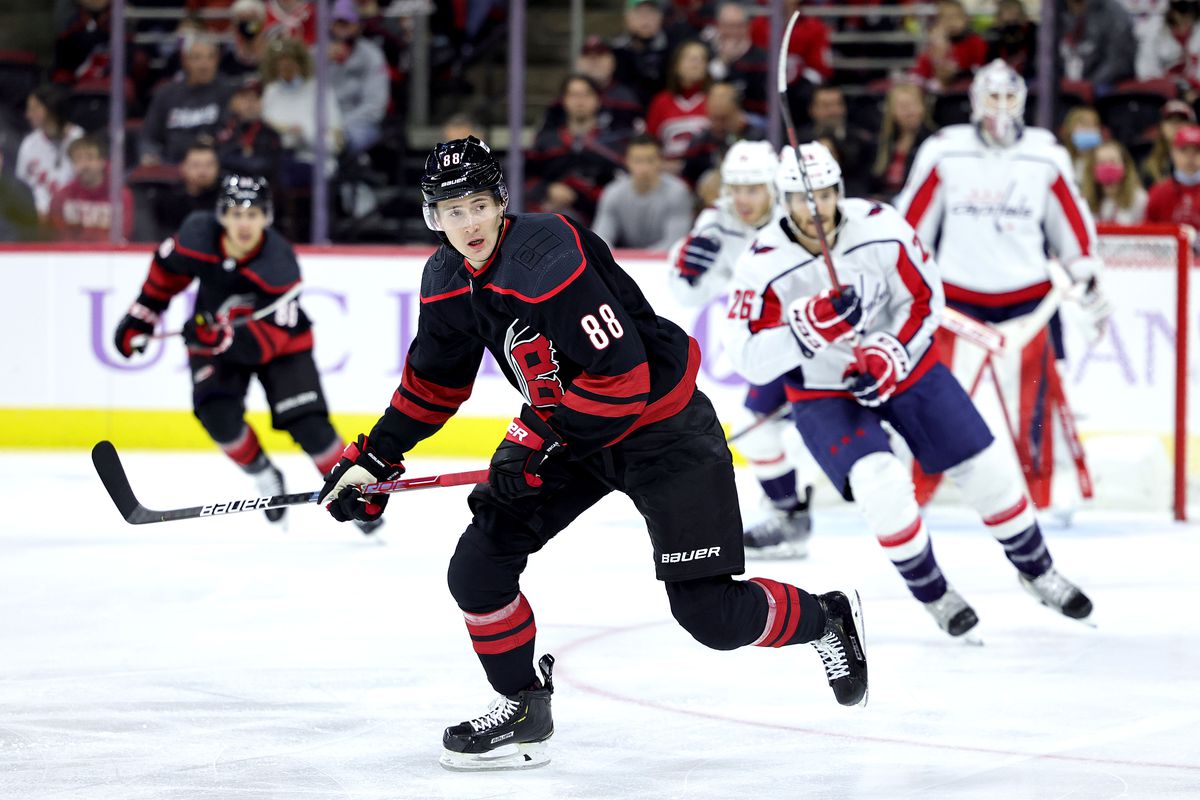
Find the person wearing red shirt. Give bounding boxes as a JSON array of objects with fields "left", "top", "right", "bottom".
[
  {"left": 646, "top": 39, "right": 712, "bottom": 161},
  {"left": 48, "top": 135, "right": 132, "bottom": 243},
  {"left": 1146, "top": 124, "right": 1200, "bottom": 238},
  {"left": 911, "top": 0, "right": 988, "bottom": 92},
  {"left": 748, "top": 0, "right": 833, "bottom": 86}
]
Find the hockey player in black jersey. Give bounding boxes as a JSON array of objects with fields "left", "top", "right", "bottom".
[
  {"left": 113, "top": 175, "right": 376, "bottom": 533},
  {"left": 318, "top": 137, "right": 868, "bottom": 770}
]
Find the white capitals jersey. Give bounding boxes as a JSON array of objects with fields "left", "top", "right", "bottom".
[
  {"left": 723, "top": 199, "right": 943, "bottom": 394},
  {"left": 666, "top": 197, "right": 781, "bottom": 309},
  {"left": 893, "top": 124, "right": 1097, "bottom": 306}
]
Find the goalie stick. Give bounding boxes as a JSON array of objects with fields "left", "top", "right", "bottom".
[
  {"left": 91, "top": 440, "right": 488, "bottom": 525},
  {"left": 129, "top": 283, "right": 305, "bottom": 349}
]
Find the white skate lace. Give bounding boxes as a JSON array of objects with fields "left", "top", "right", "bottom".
[
  {"left": 253, "top": 467, "right": 283, "bottom": 496},
  {"left": 810, "top": 631, "right": 849, "bottom": 680},
  {"left": 467, "top": 696, "right": 520, "bottom": 733}
]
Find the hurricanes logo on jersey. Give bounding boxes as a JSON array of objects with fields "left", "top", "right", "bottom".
[{"left": 504, "top": 321, "right": 565, "bottom": 408}]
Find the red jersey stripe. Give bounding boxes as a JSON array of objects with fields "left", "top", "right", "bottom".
[
  {"left": 420, "top": 285, "right": 471, "bottom": 304},
  {"left": 482, "top": 215, "right": 587, "bottom": 303},
  {"left": 390, "top": 392, "right": 454, "bottom": 425},
  {"left": 895, "top": 244, "right": 933, "bottom": 345},
  {"left": 904, "top": 168, "right": 941, "bottom": 229},
  {"left": 572, "top": 363, "right": 651, "bottom": 399},
  {"left": 402, "top": 363, "right": 473, "bottom": 410},
  {"left": 561, "top": 392, "right": 646, "bottom": 418},
  {"left": 749, "top": 285, "right": 785, "bottom": 334},
  {"left": 1050, "top": 175, "right": 1092, "bottom": 256},
  {"left": 944, "top": 280, "right": 1051, "bottom": 307}
]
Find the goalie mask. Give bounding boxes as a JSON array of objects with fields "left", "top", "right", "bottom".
[
  {"left": 970, "top": 59, "right": 1027, "bottom": 147},
  {"left": 216, "top": 174, "right": 273, "bottom": 225},
  {"left": 421, "top": 136, "right": 509, "bottom": 238}
]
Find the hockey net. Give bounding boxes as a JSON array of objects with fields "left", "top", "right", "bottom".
[{"left": 1081, "top": 223, "right": 1195, "bottom": 520}]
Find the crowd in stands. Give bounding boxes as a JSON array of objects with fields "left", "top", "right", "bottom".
[{"left": 5, "top": 0, "right": 1200, "bottom": 245}]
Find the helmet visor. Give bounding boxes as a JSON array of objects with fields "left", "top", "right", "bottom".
[{"left": 424, "top": 191, "right": 505, "bottom": 232}]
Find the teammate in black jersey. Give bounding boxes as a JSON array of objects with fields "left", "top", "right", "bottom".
[
  {"left": 317, "top": 138, "right": 868, "bottom": 770},
  {"left": 113, "top": 175, "right": 376, "bottom": 533}
]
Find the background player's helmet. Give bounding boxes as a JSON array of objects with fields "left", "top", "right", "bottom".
[
  {"left": 216, "top": 174, "right": 273, "bottom": 225},
  {"left": 720, "top": 140, "right": 779, "bottom": 188},
  {"left": 421, "top": 136, "right": 509, "bottom": 233},
  {"left": 776, "top": 143, "right": 843, "bottom": 200},
  {"left": 970, "top": 59, "right": 1027, "bottom": 147}
]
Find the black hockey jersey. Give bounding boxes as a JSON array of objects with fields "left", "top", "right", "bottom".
[
  {"left": 371, "top": 213, "right": 701, "bottom": 460},
  {"left": 134, "top": 210, "right": 312, "bottom": 364}
]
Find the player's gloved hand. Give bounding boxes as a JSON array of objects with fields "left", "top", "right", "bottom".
[
  {"left": 113, "top": 301, "right": 160, "bottom": 358},
  {"left": 843, "top": 331, "right": 912, "bottom": 407},
  {"left": 677, "top": 235, "right": 721, "bottom": 286},
  {"left": 1076, "top": 276, "right": 1114, "bottom": 345},
  {"left": 489, "top": 405, "right": 566, "bottom": 502},
  {"left": 318, "top": 434, "right": 405, "bottom": 523},
  {"left": 182, "top": 312, "right": 235, "bottom": 356},
  {"left": 788, "top": 286, "right": 862, "bottom": 356}
]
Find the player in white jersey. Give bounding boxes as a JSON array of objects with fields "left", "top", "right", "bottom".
[
  {"left": 723, "top": 142, "right": 1093, "bottom": 638},
  {"left": 894, "top": 59, "right": 1111, "bottom": 514},
  {"left": 667, "top": 140, "right": 813, "bottom": 557}
]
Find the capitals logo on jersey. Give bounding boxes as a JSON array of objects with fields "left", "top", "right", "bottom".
[{"left": 504, "top": 321, "right": 565, "bottom": 408}]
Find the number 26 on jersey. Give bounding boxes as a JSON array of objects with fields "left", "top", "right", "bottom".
[{"left": 727, "top": 289, "right": 756, "bottom": 320}]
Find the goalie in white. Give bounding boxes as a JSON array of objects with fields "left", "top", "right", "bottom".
[
  {"left": 667, "top": 140, "right": 814, "bottom": 557},
  {"left": 894, "top": 59, "right": 1113, "bottom": 518},
  {"left": 723, "top": 142, "right": 1093, "bottom": 638}
]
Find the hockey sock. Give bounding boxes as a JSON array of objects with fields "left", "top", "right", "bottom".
[
  {"left": 665, "top": 576, "right": 825, "bottom": 649},
  {"left": 995, "top": 522, "right": 1052, "bottom": 578},
  {"left": 462, "top": 593, "right": 538, "bottom": 697},
  {"left": 758, "top": 470, "right": 801, "bottom": 511},
  {"left": 890, "top": 534, "right": 948, "bottom": 603},
  {"left": 748, "top": 578, "right": 826, "bottom": 646},
  {"left": 219, "top": 425, "right": 264, "bottom": 470},
  {"left": 309, "top": 434, "right": 344, "bottom": 477}
]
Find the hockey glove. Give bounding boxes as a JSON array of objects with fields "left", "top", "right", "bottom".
[
  {"left": 318, "top": 434, "right": 405, "bottom": 523},
  {"left": 1075, "top": 276, "right": 1114, "bottom": 345},
  {"left": 113, "top": 301, "right": 160, "bottom": 358},
  {"left": 182, "top": 312, "right": 235, "bottom": 357},
  {"left": 489, "top": 405, "right": 566, "bottom": 502},
  {"left": 843, "top": 331, "right": 912, "bottom": 407},
  {"left": 788, "top": 286, "right": 862, "bottom": 356},
  {"left": 677, "top": 235, "right": 721, "bottom": 286}
]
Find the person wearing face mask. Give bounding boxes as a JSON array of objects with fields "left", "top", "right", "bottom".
[
  {"left": 1135, "top": 0, "right": 1200, "bottom": 93},
  {"left": 1146, "top": 124, "right": 1200, "bottom": 238},
  {"left": 1142, "top": 99, "right": 1196, "bottom": 185},
  {"left": 1082, "top": 140, "right": 1147, "bottom": 225},
  {"left": 1060, "top": 106, "right": 1104, "bottom": 184}
]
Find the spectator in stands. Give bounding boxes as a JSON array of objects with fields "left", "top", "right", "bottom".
[
  {"left": 141, "top": 37, "right": 232, "bottom": 166},
  {"left": 708, "top": 2, "right": 769, "bottom": 116},
  {"left": 911, "top": 0, "right": 988, "bottom": 93},
  {"left": 647, "top": 40, "right": 712, "bottom": 162},
  {"left": 52, "top": 0, "right": 113, "bottom": 83},
  {"left": 441, "top": 113, "right": 484, "bottom": 142},
  {"left": 525, "top": 74, "right": 626, "bottom": 225},
  {"left": 1141, "top": 98, "right": 1195, "bottom": 185},
  {"left": 357, "top": 0, "right": 410, "bottom": 72},
  {"left": 1146, "top": 123, "right": 1200, "bottom": 230},
  {"left": 329, "top": 0, "right": 389, "bottom": 155},
  {"left": 798, "top": 84, "right": 872, "bottom": 196},
  {"left": 221, "top": 0, "right": 269, "bottom": 80},
  {"left": 1135, "top": 0, "right": 1200, "bottom": 94},
  {"left": 680, "top": 81, "right": 766, "bottom": 186},
  {"left": 264, "top": 0, "right": 316, "bottom": 44},
  {"left": 16, "top": 85, "right": 83, "bottom": 221},
  {"left": 664, "top": 0, "right": 718, "bottom": 44},
  {"left": 1060, "top": 0, "right": 1137, "bottom": 92},
  {"left": 0, "top": 151, "right": 39, "bottom": 242},
  {"left": 152, "top": 139, "right": 223, "bottom": 239},
  {"left": 1082, "top": 140, "right": 1148, "bottom": 224},
  {"left": 612, "top": 0, "right": 673, "bottom": 109},
  {"left": 986, "top": 0, "right": 1038, "bottom": 78},
  {"left": 542, "top": 36, "right": 643, "bottom": 135},
  {"left": 262, "top": 36, "right": 344, "bottom": 185},
  {"left": 749, "top": 0, "right": 832, "bottom": 87},
  {"left": 1060, "top": 106, "right": 1104, "bottom": 182},
  {"left": 869, "top": 82, "right": 936, "bottom": 201},
  {"left": 48, "top": 134, "right": 132, "bottom": 242},
  {"left": 593, "top": 134, "right": 694, "bottom": 249},
  {"left": 215, "top": 77, "right": 283, "bottom": 183}
]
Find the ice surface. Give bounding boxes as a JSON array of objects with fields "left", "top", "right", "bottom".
[{"left": 2, "top": 450, "right": 1198, "bottom": 800}]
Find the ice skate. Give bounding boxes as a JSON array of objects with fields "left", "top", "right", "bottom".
[
  {"left": 811, "top": 590, "right": 868, "bottom": 707},
  {"left": 923, "top": 586, "right": 982, "bottom": 644},
  {"left": 1019, "top": 567, "right": 1094, "bottom": 623},
  {"left": 252, "top": 463, "right": 287, "bottom": 526},
  {"left": 743, "top": 486, "right": 813, "bottom": 559},
  {"left": 440, "top": 654, "right": 555, "bottom": 771}
]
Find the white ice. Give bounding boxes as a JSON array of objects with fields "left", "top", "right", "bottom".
[{"left": 2, "top": 450, "right": 1199, "bottom": 800}]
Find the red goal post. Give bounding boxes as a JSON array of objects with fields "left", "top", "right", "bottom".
[{"left": 1095, "top": 223, "right": 1193, "bottom": 520}]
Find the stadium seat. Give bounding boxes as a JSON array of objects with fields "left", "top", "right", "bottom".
[
  {"left": 1097, "top": 80, "right": 1177, "bottom": 147},
  {"left": 0, "top": 49, "right": 41, "bottom": 116}
]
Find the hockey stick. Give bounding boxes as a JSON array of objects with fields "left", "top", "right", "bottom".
[
  {"left": 91, "top": 440, "right": 488, "bottom": 525},
  {"left": 777, "top": 10, "right": 869, "bottom": 374},
  {"left": 129, "top": 283, "right": 304, "bottom": 349},
  {"left": 727, "top": 404, "right": 791, "bottom": 444}
]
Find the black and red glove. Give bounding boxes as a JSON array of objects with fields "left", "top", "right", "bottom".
[
  {"left": 112, "top": 301, "right": 161, "bottom": 358},
  {"left": 787, "top": 285, "right": 862, "bottom": 356},
  {"left": 182, "top": 312, "right": 235, "bottom": 356},
  {"left": 843, "top": 332, "right": 912, "bottom": 407},
  {"left": 489, "top": 405, "right": 566, "bottom": 502},
  {"left": 318, "top": 434, "right": 405, "bottom": 523}
]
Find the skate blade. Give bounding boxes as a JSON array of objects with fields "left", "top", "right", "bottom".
[
  {"left": 439, "top": 741, "right": 550, "bottom": 772},
  {"left": 846, "top": 589, "right": 868, "bottom": 708},
  {"left": 955, "top": 632, "right": 985, "bottom": 646}
]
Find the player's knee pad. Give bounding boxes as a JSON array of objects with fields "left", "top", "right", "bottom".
[
  {"left": 733, "top": 410, "right": 791, "bottom": 481},
  {"left": 193, "top": 397, "right": 247, "bottom": 444},
  {"left": 664, "top": 576, "right": 752, "bottom": 651},
  {"left": 945, "top": 439, "right": 1035, "bottom": 539},
  {"left": 284, "top": 412, "right": 338, "bottom": 455},
  {"left": 847, "top": 452, "right": 928, "bottom": 560}
]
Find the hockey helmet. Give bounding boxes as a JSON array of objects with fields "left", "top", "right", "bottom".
[
  {"left": 720, "top": 140, "right": 779, "bottom": 187},
  {"left": 970, "top": 59, "right": 1026, "bottom": 146},
  {"left": 776, "top": 142, "right": 843, "bottom": 198},
  {"left": 216, "top": 174, "right": 273, "bottom": 224},
  {"left": 421, "top": 136, "right": 509, "bottom": 232}
]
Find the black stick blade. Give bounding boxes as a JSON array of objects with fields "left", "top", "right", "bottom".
[{"left": 91, "top": 440, "right": 142, "bottom": 522}]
